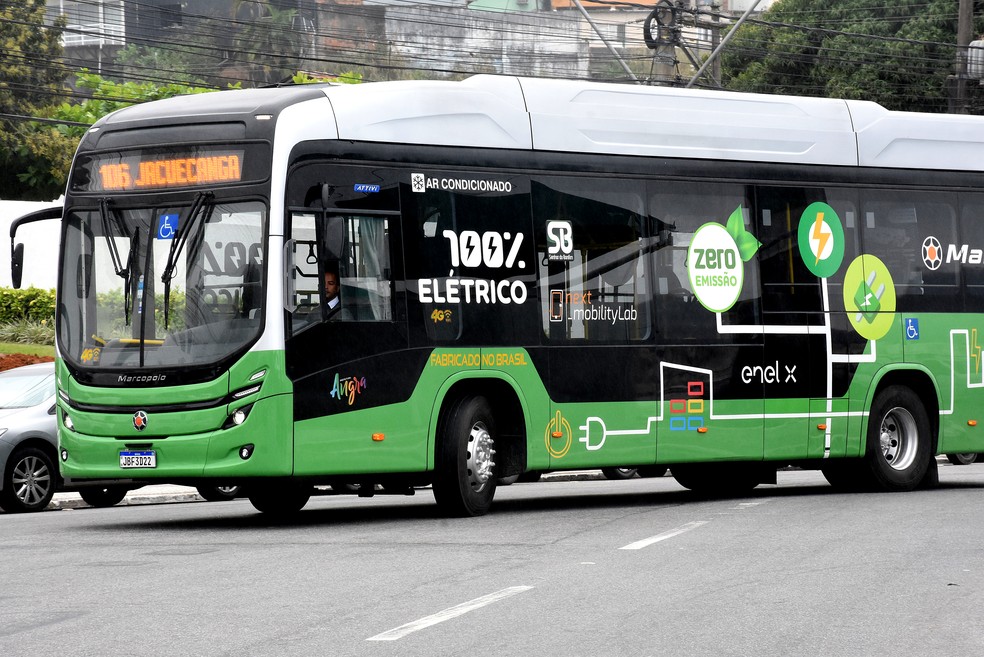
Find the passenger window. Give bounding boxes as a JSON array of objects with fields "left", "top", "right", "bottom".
[
  {"left": 961, "top": 197, "right": 984, "bottom": 312},
  {"left": 648, "top": 182, "right": 758, "bottom": 342},
  {"left": 861, "top": 191, "right": 958, "bottom": 312},
  {"left": 534, "top": 177, "right": 650, "bottom": 343}
]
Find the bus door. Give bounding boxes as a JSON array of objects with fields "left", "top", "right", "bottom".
[
  {"left": 284, "top": 168, "right": 410, "bottom": 475},
  {"left": 649, "top": 182, "right": 764, "bottom": 463},
  {"left": 534, "top": 176, "right": 657, "bottom": 470},
  {"left": 754, "top": 187, "right": 862, "bottom": 460}
]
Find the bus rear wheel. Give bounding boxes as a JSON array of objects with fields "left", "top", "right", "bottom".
[
  {"left": 433, "top": 395, "right": 497, "bottom": 517},
  {"left": 862, "top": 386, "right": 932, "bottom": 491},
  {"left": 247, "top": 483, "right": 311, "bottom": 515},
  {"left": 671, "top": 463, "right": 759, "bottom": 495}
]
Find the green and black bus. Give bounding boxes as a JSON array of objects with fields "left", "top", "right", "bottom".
[{"left": 14, "top": 75, "right": 984, "bottom": 515}]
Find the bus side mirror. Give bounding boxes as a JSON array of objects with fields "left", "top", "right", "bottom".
[{"left": 11, "top": 242, "right": 24, "bottom": 289}]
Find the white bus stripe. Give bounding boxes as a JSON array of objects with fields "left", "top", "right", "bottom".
[
  {"left": 618, "top": 521, "right": 709, "bottom": 550},
  {"left": 366, "top": 586, "right": 534, "bottom": 641}
]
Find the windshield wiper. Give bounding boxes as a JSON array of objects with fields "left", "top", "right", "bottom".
[
  {"left": 161, "top": 191, "right": 214, "bottom": 328},
  {"left": 98, "top": 198, "right": 133, "bottom": 324}
]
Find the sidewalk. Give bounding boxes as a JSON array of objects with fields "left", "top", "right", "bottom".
[{"left": 47, "top": 471, "right": 607, "bottom": 510}]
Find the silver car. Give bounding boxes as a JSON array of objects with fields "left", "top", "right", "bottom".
[{"left": 0, "top": 362, "right": 59, "bottom": 513}]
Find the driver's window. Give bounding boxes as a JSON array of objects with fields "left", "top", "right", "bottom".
[{"left": 290, "top": 212, "right": 320, "bottom": 332}]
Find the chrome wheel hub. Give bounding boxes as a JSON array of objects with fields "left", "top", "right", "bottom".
[
  {"left": 466, "top": 421, "right": 496, "bottom": 492},
  {"left": 12, "top": 456, "right": 52, "bottom": 507},
  {"left": 879, "top": 407, "right": 918, "bottom": 471}
]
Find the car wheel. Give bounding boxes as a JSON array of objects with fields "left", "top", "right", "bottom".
[
  {"left": 638, "top": 465, "right": 668, "bottom": 478},
  {"left": 0, "top": 446, "right": 57, "bottom": 513},
  {"left": 197, "top": 485, "right": 241, "bottom": 501},
  {"left": 945, "top": 453, "right": 979, "bottom": 465},
  {"left": 78, "top": 486, "right": 129, "bottom": 508}
]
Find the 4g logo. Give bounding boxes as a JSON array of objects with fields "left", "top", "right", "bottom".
[{"left": 546, "top": 220, "right": 574, "bottom": 262}]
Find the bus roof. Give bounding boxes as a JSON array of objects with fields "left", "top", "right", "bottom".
[
  {"left": 91, "top": 76, "right": 984, "bottom": 172},
  {"left": 321, "top": 75, "right": 984, "bottom": 171}
]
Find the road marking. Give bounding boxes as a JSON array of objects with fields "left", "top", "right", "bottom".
[
  {"left": 366, "top": 586, "right": 533, "bottom": 641},
  {"left": 618, "top": 521, "right": 709, "bottom": 550}
]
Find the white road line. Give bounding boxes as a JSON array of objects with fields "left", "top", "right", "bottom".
[
  {"left": 618, "top": 521, "right": 709, "bottom": 550},
  {"left": 366, "top": 586, "right": 534, "bottom": 641}
]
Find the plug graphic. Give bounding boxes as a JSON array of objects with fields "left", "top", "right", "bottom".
[{"left": 854, "top": 270, "right": 885, "bottom": 324}]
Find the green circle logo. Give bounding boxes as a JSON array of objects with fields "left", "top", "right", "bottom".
[
  {"left": 798, "top": 202, "right": 845, "bottom": 278},
  {"left": 842, "top": 255, "right": 896, "bottom": 341},
  {"left": 688, "top": 222, "right": 743, "bottom": 313}
]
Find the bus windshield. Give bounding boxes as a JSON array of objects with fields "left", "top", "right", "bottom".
[{"left": 58, "top": 197, "right": 266, "bottom": 373}]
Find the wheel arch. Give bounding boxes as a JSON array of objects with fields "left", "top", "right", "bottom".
[
  {"left": 861, "top": 366, "right": 940, "bottom": 457},
  {"left": 427, "top": 373, "right": 530, "bottom": 477}
]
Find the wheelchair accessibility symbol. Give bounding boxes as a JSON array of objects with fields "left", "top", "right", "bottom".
[
  {"left": 156, "top": 213, "right": 178, "bottom": 240},
  {"left": 905, "top": 318, "right": 919, "bottom": 340}
]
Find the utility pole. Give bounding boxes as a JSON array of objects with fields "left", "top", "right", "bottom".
[
  {"left": 710, "top": 1, "right": 721, "bottom": 85},
  {"left": 953, "top": 0, "right": 974, "bottom": 113}
]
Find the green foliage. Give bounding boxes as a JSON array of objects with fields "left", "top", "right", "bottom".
[
  {"left": 0, "top": 287, "right": 56, "bottom": 324},
  {"left": 292, "top": 71, "right": 363, "bottom": 85},
  {"left": 52, "top": 71, "right": 220, "bottom": 143},
  {"left": 233, "top": 2, "right": 306, "bottom": 84},
  {"left": 0, "top": 341, "right": 55, "bottom": 357},
  {"left": 8, "top": 72, "right": 223, "bottom": 201},
  {"left": 721, "top": 0, "right": 981, "bottom": 112},
  {"left": 0, "top": 319, "right": 55, "bottom": 346},
  {"left": 0, "top": 0, "right": 67, "bottom": 200},
  {"left": 114, "top": 44, "right": 217, "bottom": 87}
]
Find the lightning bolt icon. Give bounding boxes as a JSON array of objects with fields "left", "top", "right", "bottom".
[
  {"left": 973, "top": 328, "right": 981, "bottom": 374},
  {"left": 812, "top": 212, "right": 830, "bottom": 266},
  {"left": 464, "top": 235, "right": 477, "bottom": 262}
]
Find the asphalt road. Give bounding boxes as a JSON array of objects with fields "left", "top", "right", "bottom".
[{"left": 3, "top": 465, "right": 984, "bottom": 657}]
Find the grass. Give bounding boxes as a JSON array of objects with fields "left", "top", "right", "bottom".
[{"left": 0, "top": 342, "right": 55, "bottom": 357}]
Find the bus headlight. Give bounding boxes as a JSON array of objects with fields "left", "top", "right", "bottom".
[
  {"left": 62, "top": 411, "right": 74, "bottom": 431},
  {"left": 223, "top": 404, "right": 253, "bottom": 429}
]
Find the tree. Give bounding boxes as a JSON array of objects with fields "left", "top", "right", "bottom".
[
  {"left": 15, "top": 72, "right": 219, "bottom": 199},
  {"left": 0, "top": 0, "right": 68, "bottom": 200},
  {"left": 721, "top": 0, "right": 984, "bottom": 113},
  {"left": 231, "top": 1, "right": 308, "bottom": 85}
]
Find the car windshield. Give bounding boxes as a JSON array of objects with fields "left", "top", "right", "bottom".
[
  {"left": 0, "top": 370, "right": 54, "bottom": 409},
  {"left": 58, "top": 199, "right": 267, "bottom": 371}
]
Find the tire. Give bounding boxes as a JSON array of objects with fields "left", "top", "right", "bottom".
[
  {"left": 496, "top": 474, "right": 520, "bottom": 486},
  {"left": 821, "top": 460, "right": 867, "bottom": 491},
  {"left": 671, "top": 463, "right": 759, "bottom": 495},
  {"left": 0, "top": 446, "right": 57, "bottom": 513},
  {"left": 638, "top": 466, "right": 668, "bottom": 478},
  {"left": 518, "top": 471, "right": 542, "bottom": 483},
  {"left": 79, "top": 485, "right": 129, "bottom": 508},
  {"left": 247, "top": 483, "right": 312, "bottom": 515},
  {"left": 432, "top": 395, "right": 498, "bottom": 517},
  {"left": 197, "top": 485, "right": 241, "bottom": 501},
  {"left": 863, "top": 385, "right": 932, "bottom": 491},
  {"left": 601, "top": 467, "right": 638, "bottom": 480},
  {"left": 946, "top": 453, "right": 979, "bottom": 465}
]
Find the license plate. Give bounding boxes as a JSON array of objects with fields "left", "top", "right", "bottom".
[{"left": 120, "top": 450, "right": 156, "bottom": 469}]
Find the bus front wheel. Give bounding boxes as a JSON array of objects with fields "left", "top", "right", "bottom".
[
  {"left": 247, "top": 483, "right": 311, "bottom": 515},
  {"left": 863, "top": 386, "right": 932, "bottom": 491},
  {"left": 433, "top": 395, "right": 497, "bottom": 517}
]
